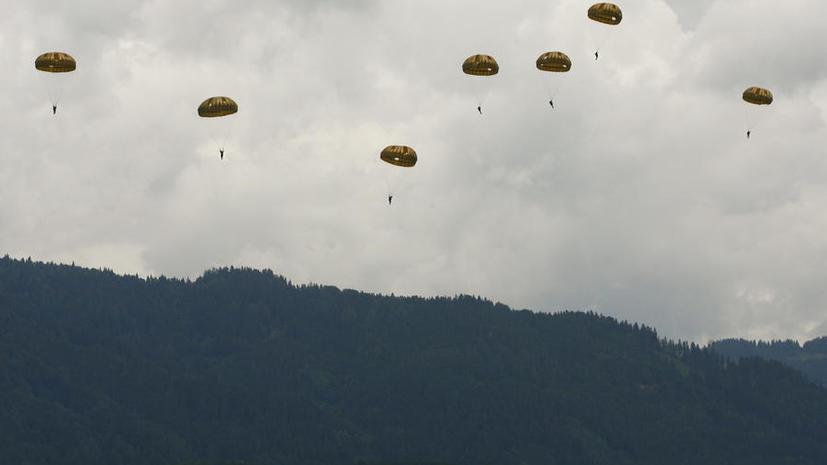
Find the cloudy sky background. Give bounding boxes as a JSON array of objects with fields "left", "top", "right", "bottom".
[{"left": 2, "top": 0, "right": 826, "bottom": 343}]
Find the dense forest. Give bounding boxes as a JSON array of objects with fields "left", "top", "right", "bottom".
[
  {"left": 1, "top": 255, "right": 826, "bottom": 465},
  {"left": 709, "top": 337, "right": 827, "bottom": 386}
]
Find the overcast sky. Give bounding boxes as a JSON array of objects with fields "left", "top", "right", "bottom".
[{"left": 2, "top": 0, "right": 826, "bottom": 343}]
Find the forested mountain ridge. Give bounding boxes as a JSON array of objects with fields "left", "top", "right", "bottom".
[
  {"left": 709, "top": 337, "right": 827, "bottom": 386},
  {"left": 1, "top": 255, "right": 826, "bottom": 465}
]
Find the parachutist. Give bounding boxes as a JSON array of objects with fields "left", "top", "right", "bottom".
[
  {"left": 198, "top": 97, "right": 238, "bottom": 159},
  {"left": 388, "top": 195, "right": 393, "bottom": 205},
  {"left": 741, "top": 88, "right": 772, "bottom": 140},
  {"left": 35, "top": 53, "right": 75, "bottom": 114},
  {"left": 463, "top": 55, "right": 497, "bottom": 116}
]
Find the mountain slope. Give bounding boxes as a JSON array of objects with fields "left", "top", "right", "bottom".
[{"left": 1, "top": 256, "right": 826, "bottom": 465}]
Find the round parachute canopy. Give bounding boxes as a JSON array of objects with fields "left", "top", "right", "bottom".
[
  {"left": 536, "top": 52, "right": 572, "bottom": 72},
  {"left": 380, "top": 145, "right": 417, "bottom": 167},
  {"left": 462, "top": 55, "right": 499, "bottom": 76},
  {"left": 588, "top": 3, "right": 622, "bottom": 25},
  {"left": 35, "top": 52, "right": 76, "bottom": 73},
  {"left": 198, "top": 97, "right": 238, "bottom": 117},
  {"left": 742, "top": 87, "right": 773, "bottom": 105}
]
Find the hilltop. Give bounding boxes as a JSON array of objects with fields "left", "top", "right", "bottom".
[{"left": 709, "top": 337, "right": 827, "bottom": 386}]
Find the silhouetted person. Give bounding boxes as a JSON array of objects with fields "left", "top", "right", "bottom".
[
  {"left": 746, "top": 130, "right": 751, "bottom": 139},
  {"left": 52, "top": 105, "right": 57, "bottom": 115},
  {"left": 388, "top": 195, "right": 393, "bottom": 205},
  {"left": 477, "top": 105, "right": 482, "bottom": 115},
  {"left": 220, "top": 148, "right": 224, "bottom": 159},
  {"left": 549, "top": 99, "right": 554, "bottom": 109},
  {"left": 595, "top": 51, "right": 599, "bottom": 61}
]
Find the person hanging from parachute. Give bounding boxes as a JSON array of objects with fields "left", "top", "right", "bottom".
[
  {"left": 587, "top": 3, "right": 622, "bottom": 61},
  {"left": 198, "top": 96, "right": 238, "bottom": 159},
  {"left": 380, "top": 145, "right": 417, "bottom": 206},
  {"left": 35, "top": 52, "right": 76, "bottom": 115},
  {"left": 462, "top": 54, "right": 499, "bottom": 115},
  {"left": 536, "top": 51, "right": 571, "bottom": 110},
  {"left": 742, "top": 87, "right": 773, "bottom": 140}
]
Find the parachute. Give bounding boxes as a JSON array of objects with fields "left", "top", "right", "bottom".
[
  {"left": 742, "top": 87, "right": 773, "bottom": 139},
  {"left": 536, "top": 52, "right": 571, "bottom": 108},
  {"left": 380, "top": 145, "right": 417, "bottom": 204},
  {"left": 462, "top": 55, "right": 499, "bottom": 114},
  {"left": 198, "top": 96, "right": 238, "bottom": 117},
  {"left": 587, "top": 3, "right": 622, "bottom": 60},
  {"left": 198, "top": 97, "right": 238, "bottom": 159},
  {"left": 536, "top": 51, "right": 572, "bottom": 72},
  {"left": 587, "top": 3, "right": 623, "bottom": 25},
  {"left": 742, "top": 87, "right": 773, "bottom": 106},
  {"left": 35, "top": 52, "right": 76, "bottom": 73},
  {"left": 462, "top": 55, "right": 499, "bottom": 76},
  {"left": 35, "top": 52, "right": 76, "bottom": 114},
  {"left": 380, "top": 145, "right": 417, "bottom": 167}
]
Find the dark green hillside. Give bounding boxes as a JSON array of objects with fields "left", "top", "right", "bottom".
[
  {"left": 1, "top": 255, "right": 826, "bottom": 465},
  {"left": 709, "top": 337, "right": 827, "bottom": 386}
]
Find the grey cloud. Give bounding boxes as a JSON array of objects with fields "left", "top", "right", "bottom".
[{"left": 2, "top": 0, "right": 826, "bottom": 343}]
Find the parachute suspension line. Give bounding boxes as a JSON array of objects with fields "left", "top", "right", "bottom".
[
  {"left": 591, "top": 33, "right": 611, "bottom": 61},
  {"left": 545, "top": 80, "right": 565, "bottom": 109},
  {"left": 545, "top": 80, "right": 557, "bottom": 104},
  {"left": 205, "top": 126, "right": 222, "bottom": 154},
  {"left": 52, "top": 85, "right": 67, "bottom": 106},
  {"left": 222, "top": 117, "right": 236, "bottom": 155},
  {"left": 473, "top": 78, "right": 492, "bottom": 113},
  {"left": 462, "top": 54, "right": 499, "bottom": 115},
  {"left": 212, "top": 115, "right": 235, "bottom": 154},
  {"left": 743, "top": 105, "right": 764, "bottom": 139},
  {"left": 541, "top": 76, "right": 561, "bottom": 104}
]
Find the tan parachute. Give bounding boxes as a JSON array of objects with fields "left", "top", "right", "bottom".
[
  {"left": 462, "top": 55, "right": 499, "bottom": 76},
  {"left": 35, "top": 52, "right": 76, "bottom": 73},
  {"left": 536, "top": 52, "right": 571, "bottom": 72},
  {"left": 742, "top": 87, "right": 773, "bottom": 105},
  {"left": 588, "top": 3, "right": 623, "bottom": 25},
  {"left": 198, "top": 96, "right": 238, "bottom": 117},
  {"left": 380, "top": 145, "right": 417, "bottom": 168}
]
